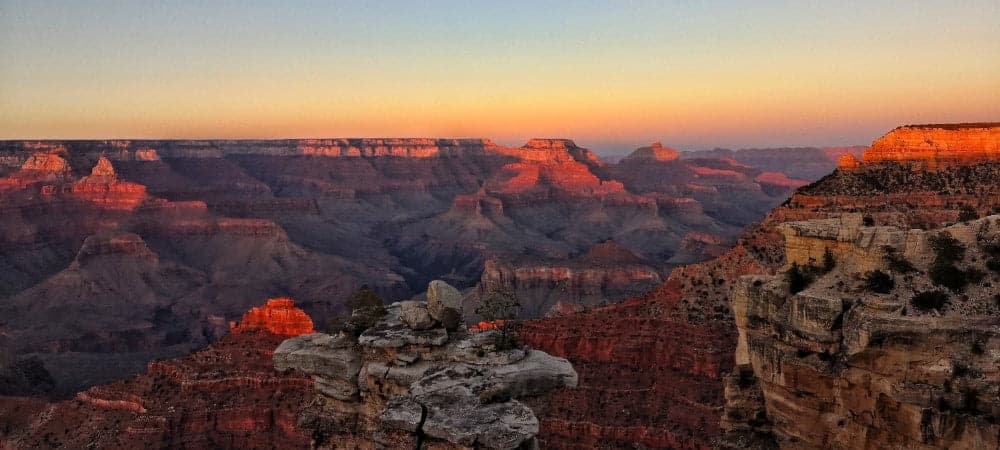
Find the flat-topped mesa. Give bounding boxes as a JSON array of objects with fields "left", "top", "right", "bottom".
[
  {"left": 862, "top": 122, "right": 1000, "bottom": 168},
  {"left": 20, "top": 152, "right": 71, "bottom": 174},
  {"left": 503, "top": 138, "right": 585, "bottom": 164},
  {"left": 230, "top": 297, "right": 315, "bottom": 336},
  {"left": 623, "top": 141, "right": 681, "bottom": 162}
]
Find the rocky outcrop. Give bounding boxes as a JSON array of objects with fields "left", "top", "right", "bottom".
[
  {"left": 71, "top": 156, "right": 148, "bottom": 210},
  {"left": 230, "top": 297, "right": 315, "bottom": 336},
  {"left": 863, "top": 123, "right": 1000, "bottom": 168},
  {"left": 273, "top": 280, "right": 577, "bottom": 449},
  {"left": 727, "top": 215, "right": 1000, "bottom": 449}
]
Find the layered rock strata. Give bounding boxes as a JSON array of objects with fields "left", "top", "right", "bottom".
[
  {"left": 230, "top": 297, "right": 316, "bottom": 336},
  {"left": 0, "top": 331, "right": 314, "bottom": 449},
  {"left": 273, "top": 280, "right": 577, "bottom": 449},
  {"left": 863, "top": 123, "right": 1000, "bottom": 168},
  {"left": 728, "top": 215, "right": 1000, "bottom": 449}
]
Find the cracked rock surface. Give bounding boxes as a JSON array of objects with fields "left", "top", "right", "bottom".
[{"left": 274, "top": 280, "right": 577, "bottom": 449}]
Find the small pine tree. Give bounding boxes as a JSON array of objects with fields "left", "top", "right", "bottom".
[
  {"left": 822, "top": 248, "right": 836, "bottom": 273},
  {"left": 338, "top": 285, "right": 386, "bottom": 335},
  {"left": 864, "top": 270, "right": 895, "bottom": 294},
  {"left": 786, "top": 262, "right": 813, "bottom": 294},
  {"left": 475, "top": 284, "right": 523, "bottom": 351}
]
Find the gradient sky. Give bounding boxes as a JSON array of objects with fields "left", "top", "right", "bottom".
[{"left": 2, "top": 1, "right": 998, "bottom": 153}]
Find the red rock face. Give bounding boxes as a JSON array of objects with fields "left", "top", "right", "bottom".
[
  {"left": 862, "top": 123, "right": 1000, "bottom": 167},
  {"left": 230, "top": 297, "right": 315, "bottom": 336},
  {"left": 521, "top": 243, "right": 772, "bottom": 449},
  {"left": 0, "top": 331, "right": 314, "bottom": 449}
]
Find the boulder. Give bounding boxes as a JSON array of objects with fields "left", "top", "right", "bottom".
[
  {"left": 427, "top": 280, "right": 463, "bottom": 330},
  {"left": 399, "top": 301, "right": 436, "bottom": 330}
]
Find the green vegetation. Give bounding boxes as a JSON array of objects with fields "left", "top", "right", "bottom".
[
  {"left": 929, "top": 232, "right": 966, "bottom": 263},
  {"left": 958, "top": 204, "right": 978, "bottom": 222},
  {"left": 911, "top": 290, "right": 949, "bottom": 312},
  {"left": 882, "top": 246, "right": 917, "bottom": 274},
  {"left": 864, "top": 270, "right": 895, "bottom": 294},
  {"left": 822, "top": 248, "right": 836, "bottom": 273},
  {"left": 326, "top": 286, "right": 386, "bottom": 335},
  {"left": 786, "top": 262, "right": 815, "bottom": 294},
  {"left": 927, "top": 232, "right": 977, "bottom": 292},
  {"left": 475, "top": 284, "right": 523, "bottom": 351},
  {"left": 929, "top": 263, "right": 971, "bottom": 292}
]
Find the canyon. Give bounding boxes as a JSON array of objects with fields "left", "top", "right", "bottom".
[
  {"left": 0, "top": 138, "right": 829, "bottom": 396},
  {"left": 3, "top": 123, "right": 997, "bottom": 449},
  {"left": 519, "top": 123, "right": 1000, "bottom": 449}
]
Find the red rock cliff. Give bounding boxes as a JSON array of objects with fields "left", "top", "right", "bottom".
[{"left": 862, "top": 123, "right": 1000, "bottom": 167}]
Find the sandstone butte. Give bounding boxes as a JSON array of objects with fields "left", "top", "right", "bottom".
[
  {"left": 861, "top": 122, "right": 1000, "bottom": 168},
  {"left": 622, "top": 141, "right": 681, "bottom": 162},
  {"left": 230, "top": 297, "right": 315, "bottom": 336}
]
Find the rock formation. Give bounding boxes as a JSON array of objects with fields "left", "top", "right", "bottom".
[
  {"left": 622, "top": 141, "right": 681, "bottom": 162},
  {"left": 863, "top": 123, "right": 1000, "bottom": 168},
  {"left": 522, "top": 123, "right": 1000, "bottom": 449},
  {"left": 273, "top": 280, "right": 578, "bottom": 449},
  {"left": 727, "top": 215, "right": 1000, "bottom": 449},
  {"left": 230, "top": 297, "right": 315, "bottom": 336},
  {"left": 0, "top": 330, "right": 314, "bottom": 449},
  {"left": 682, "top": 146, "right": 867, "bottom": 180}
]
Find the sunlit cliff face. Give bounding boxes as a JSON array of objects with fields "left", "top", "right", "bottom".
[{"left": 862, "top": 123, "right": 1000, "bottom": 168}]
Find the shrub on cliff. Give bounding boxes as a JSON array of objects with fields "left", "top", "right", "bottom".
[
  {"left": 927, "top": 232, "right": 974, "bottom": 292},
  {"left": 327, "top": 286, "right": 386, "bottom": 335},
  {"left": 986, "top": 257, "right": 1000, "bottom": 273},
  {"left": 911, "top": 290, "right": 949, "bottom": 312},
  {"left": 822, "top": 248, "right": 836, "bottom": 273},
  {"left": 958, "top": 204, "right": 978, "bottom": 222},
  {"left": 786, "top": 262, "right": 815, "bottom": 294},
  {"left": 475, "top": 285, "right": 523, "bottom": 351},
  {"left": 882, "top": 246, "right": 917, "bottom": 274},
  {"left": 864, "top": 270, "right": 895, "bottom": 294},
  {"left": 929, "top": 232, "right": 965, "bottom": 264},
  {"left": 929, "top": 261, "right": 971, "bottom": 292}
]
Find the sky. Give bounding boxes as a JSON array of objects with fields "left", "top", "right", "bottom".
[{"left": 1, "top": 1, "right": 998, "bottom": 154}]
